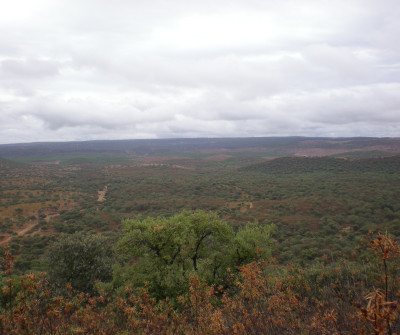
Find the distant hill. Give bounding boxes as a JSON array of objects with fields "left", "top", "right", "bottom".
[
  {"left": 0, "top": 137, "right": 400, "bottom": 159},
  {"left": 0, "top": 137, "right": 301, "bottom": 157},
  {"left": 239, "top": 155, "right": 400, "bottom": 174}
]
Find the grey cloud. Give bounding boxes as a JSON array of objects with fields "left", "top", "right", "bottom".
[
  {"left": 261, "top": 84, "right": 400, "bottom": 125},
  {"left": 13, "top": 95, "right": 177, "bottom": 131}
]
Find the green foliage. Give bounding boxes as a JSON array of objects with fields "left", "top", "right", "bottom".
[
  {"left": 116, "top": 210, "right": 276, "bottom": 299},
  {"left": 117, "top": 210, "right": 234, "bottom": 298},
  {"left": 2, "top": 137, "right": 400, "bottom": 282},
  {"left": 45, "top": 232, "right": 114, "bottom": 294},
  {"left": 233, "top": 221, "right": 275, "bottom": 265}
]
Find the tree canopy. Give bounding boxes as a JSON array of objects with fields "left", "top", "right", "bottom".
[
  {"left": 116, "top": 210, "right": 275, "bottom": 298},
  {"left": 45, "top": 232, "right": 114, "bottom": 294}
]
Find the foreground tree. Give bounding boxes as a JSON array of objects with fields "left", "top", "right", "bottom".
[
  {"left": 116, "top": 210, "right": 233, "bottom": 298},
  {"left": 45, "top": 232, "right": 114, "bottom": 294},
  {"left": 116, "top": 210, "right": 276, "bottom": 299}
]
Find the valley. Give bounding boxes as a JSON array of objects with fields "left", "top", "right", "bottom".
[{"left": 1, "top": 137, "right": 399, "bottom": 270}]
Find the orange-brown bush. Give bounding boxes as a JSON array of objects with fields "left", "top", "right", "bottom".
[
  {"left": 1, "top": 232, "right": 400, "bottom": 334},
  {"left": 358, "top": 232, "right": 400, "bottom": 335}
]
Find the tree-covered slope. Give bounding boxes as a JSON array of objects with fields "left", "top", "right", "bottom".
[{"left": 239, "top": 155, "right": 400, "bottom": 174}]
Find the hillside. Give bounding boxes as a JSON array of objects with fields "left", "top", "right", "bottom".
[{"left": 239, "top": 155, "right": 400, "bottom": 174}]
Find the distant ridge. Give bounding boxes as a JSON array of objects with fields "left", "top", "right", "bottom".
[
  {"left": 0, "top": 137, "right": 400, "bottom": 158},
  {"left": 0, "top": 137, "right": 305, "bottom": 157}
]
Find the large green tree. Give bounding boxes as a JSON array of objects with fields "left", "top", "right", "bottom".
[
  {"left": 117, "top": 210, "right": 233, "bottom": 298},
  {"left": 116, "top": 210, "right": 275, "bottom": 299}
]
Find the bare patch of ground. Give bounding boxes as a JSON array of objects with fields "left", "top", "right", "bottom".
[
  {"left": 205, "top": 155, "right": 232, "bottom": 161},
  {"left": 135, "top": 163, "right": 193, "bottom": 170},
  {"left": 197, "top": 147, "right": 276, "bottom": 154},
  {"left": 45, "top": 213, "right": 59, "bottom": 223},
  {"left": 98, "top": 185, "right": 108, "bottom": 202},
  {"left": 227, "top": 201, "right": 253, "bottom": 213},
  {"left": 17, "top": 222, "right": 37, "bottom": 235},
  {"left": 32, "top": 160, "right": 61, "bottom": 165},
  {"left": 63, "top": 166, "right": 81, "bottom": 171},
  {"left": 136, "top": 156, "right": 188, "bottom": 163},
  {"left": 293, "top": 148, "right": 353, "bottom": 156}
]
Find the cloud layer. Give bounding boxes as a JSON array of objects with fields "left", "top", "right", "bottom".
[{"left": 1, "top": 0, "right": 400, "bottom": 143}]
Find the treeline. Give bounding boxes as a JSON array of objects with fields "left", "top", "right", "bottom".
[{"left": 1, "top": 211, "right": 400, "bottom": 334}]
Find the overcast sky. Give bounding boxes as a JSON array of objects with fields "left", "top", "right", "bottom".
[{"left": 0, "top": 0, "right": 399, "bottom": 144}]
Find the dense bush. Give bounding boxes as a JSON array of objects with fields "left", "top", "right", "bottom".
[
  {"left": 1, "top": 231, "right": 400, "bottom": 334},
  {"left": 45, "top": 232, "right": 114, "bottom": 294}
]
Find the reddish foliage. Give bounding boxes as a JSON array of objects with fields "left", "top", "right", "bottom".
[{"left": 1, "top": 232, "right": 400, "bottom": 334}]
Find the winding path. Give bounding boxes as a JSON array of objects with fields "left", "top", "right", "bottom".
[{"left": 0, "top": 222, "right": 38, "bottom": 246}]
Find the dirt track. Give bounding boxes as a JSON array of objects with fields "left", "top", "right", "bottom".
[
  {"left": 98, "top": 185, "right": 108, "bottom": 202},
  {"left": 0, "top": 222, "right": 38, "bottom": 246}
]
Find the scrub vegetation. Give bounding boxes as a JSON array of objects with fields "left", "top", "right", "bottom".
[{"left": 1, "top": 137, "right": 400, "bottom": 333}]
